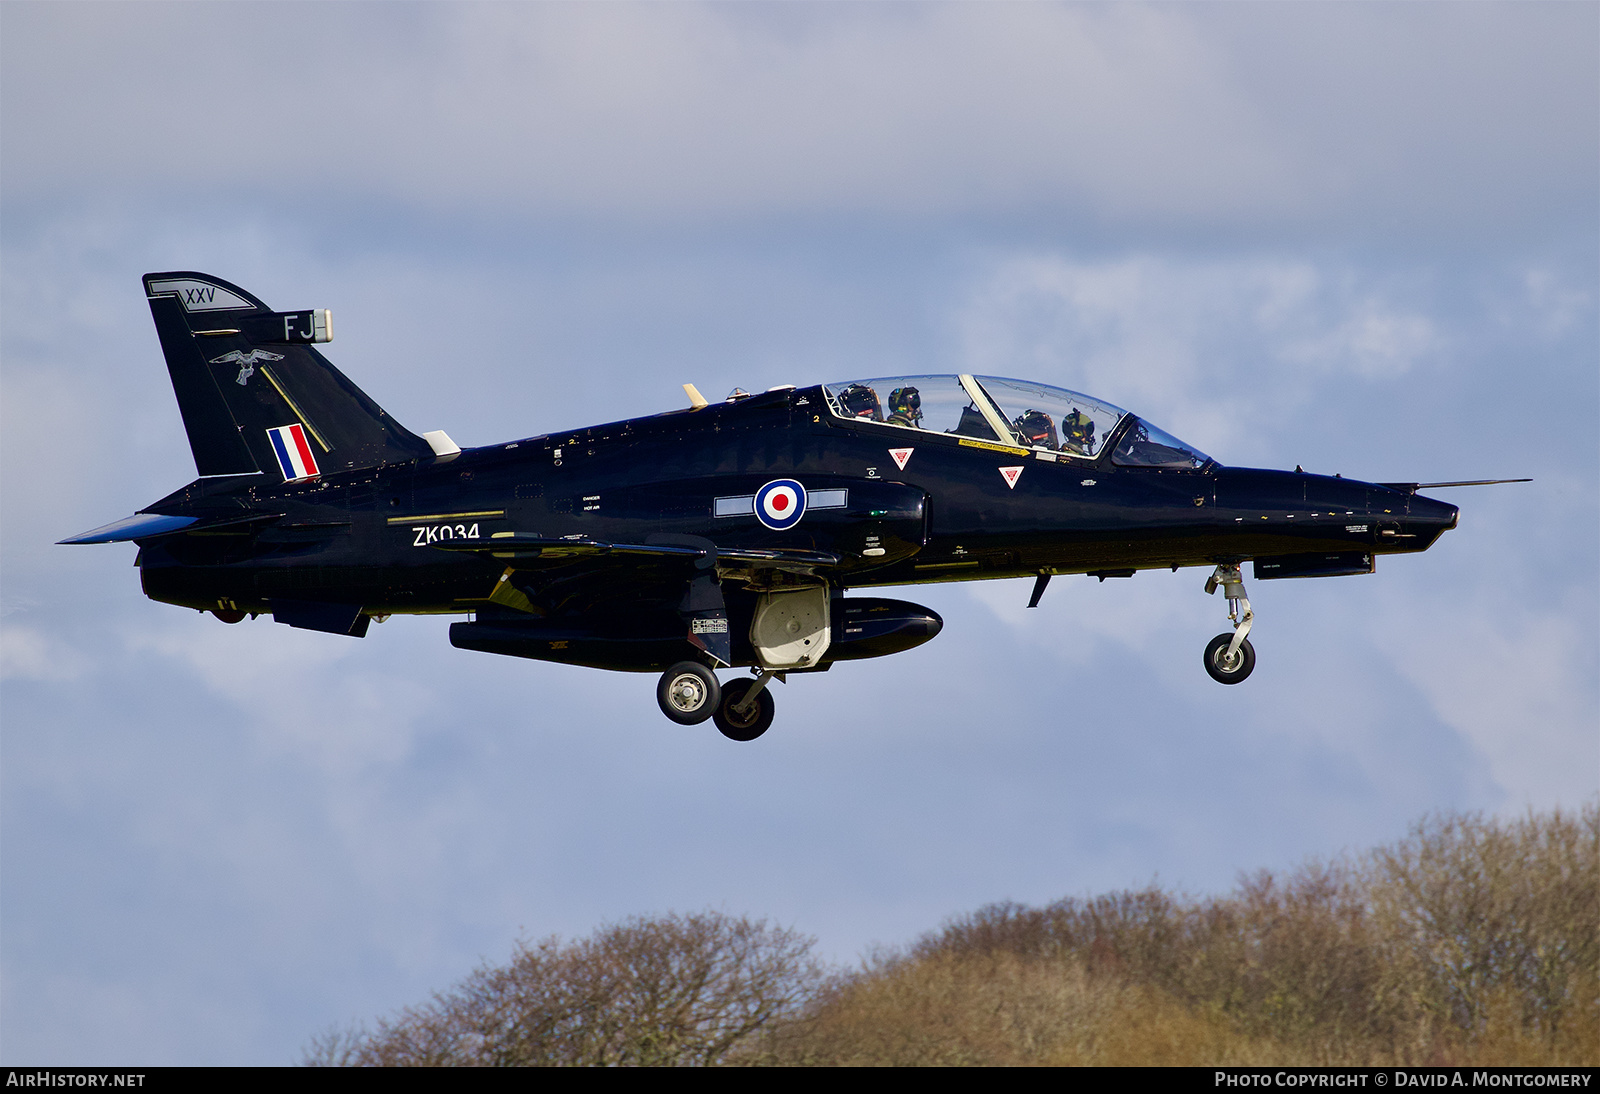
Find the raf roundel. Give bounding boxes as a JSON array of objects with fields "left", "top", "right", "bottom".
[{"left": 754, "top": 479, "right": 807, "bottom": 530}]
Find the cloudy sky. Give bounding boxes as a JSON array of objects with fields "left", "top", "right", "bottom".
[{"left": 2, "top": 2, "right": 1595, "bottom": 1065}]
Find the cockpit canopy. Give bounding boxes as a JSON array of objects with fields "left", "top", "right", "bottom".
[{"left": 823, "top": 374, "right": 1211, "bottom": 470}]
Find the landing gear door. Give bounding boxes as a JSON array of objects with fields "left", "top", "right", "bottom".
[
  {"left": 751, "top": 587, "right": 831, "bottom": 669},
  {"left": 681, "top": 572, "right": 732, "bottom": 668}
]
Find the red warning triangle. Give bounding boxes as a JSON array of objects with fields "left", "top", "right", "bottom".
[
  {"left": 998, "top": 465, "right": 1024, "bottom": 490},
  {"left": 888, "top": 447, "right": 913, "bottom": 471}
]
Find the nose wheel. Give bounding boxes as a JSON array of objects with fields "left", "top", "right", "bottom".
[
  {"left": 1203, "top": 564, "right": 1256, "bottom": 684},
  {"left": 1204, "top": 632, "right": 1256, "bottom": 684}
]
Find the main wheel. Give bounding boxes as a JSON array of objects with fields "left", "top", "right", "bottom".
[
  {"left": 713, "top": 678, "right": 776, "bottom": 741},
  {"left": 1204, "top": 633, "right": 1256, "bottom": 684},
  {"left": 657, "top": 662, "right": 721, "bottom": 724}
]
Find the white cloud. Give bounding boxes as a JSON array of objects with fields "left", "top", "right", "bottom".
[
  {"left": 3, "top": 3, "right": 1591, "bottom": 235},
  {"left": 1516, "top": 268, "right": 1595, "bottom": 341},
  {"left": 1374, "top": 600, "right": 1597, "bottom": 811},
  {"left": 966, "top": 570, "right": 1209, "bottom": 680},
  {"left": 124, "top": 619, "right": 436, "bottom": 777},
  {"left": 951, "top": 253, "right": 1446, "bottom": 460},
  {"left": 0, "top": 624, "right": 87, "bottom": 682},
  {"left": 1278, "top": 298, "right": 1440, "bottom": 381},
  {"left": 967, "top": 563, "right": 1598, "bottom": 813}
]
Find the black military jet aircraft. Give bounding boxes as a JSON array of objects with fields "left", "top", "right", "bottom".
[{"left": 63, "top": 271, "right": 1496, "bottom": 741}]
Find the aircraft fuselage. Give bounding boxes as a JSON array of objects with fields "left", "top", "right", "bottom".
[{"left": 136, "top": 385, "right": 1456, "bottom": 642}]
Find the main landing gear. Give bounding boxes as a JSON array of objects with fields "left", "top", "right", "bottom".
[
  {"left": 1203, "top": 563, "right": 1256, "bottom": 685},
  {"left": 713, "top": 673, "right": 778, "bottom": 741},
  {"left": 656, "top": 663, "right": 780, "bottom": 741},
  {"left": 657, "top": 662, "right": 720, "bottom": 724}
]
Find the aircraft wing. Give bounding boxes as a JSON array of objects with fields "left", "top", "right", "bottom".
[
  {"left": 429, "top": 533, "right": 840, "bottom": 571},
  {"left": 434, "top": 534, "right": 844, "bottom": 654}
]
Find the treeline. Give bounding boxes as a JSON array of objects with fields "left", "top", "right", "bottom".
[{"left": 307, "top": 803, "right": 1597, "bottom": 1066}]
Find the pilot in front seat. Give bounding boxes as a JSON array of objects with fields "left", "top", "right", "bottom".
[
  {"left": 1014, "top": 408, "right": 1058, "bottom": 449},
  {"left": 838, "top": 383, "right": 883, "bottom": 421}
]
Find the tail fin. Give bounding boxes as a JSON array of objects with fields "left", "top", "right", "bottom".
[{"left": 143, "top": 271, "right": 434, "bottom": 480}]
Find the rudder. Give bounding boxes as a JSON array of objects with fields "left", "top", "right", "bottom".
[{"left": 143, "top": 271, "right": 434, "bottom": 480}]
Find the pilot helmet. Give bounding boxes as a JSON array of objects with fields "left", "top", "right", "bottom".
[
  {"left": 1062, "top": 408, "right": 1093, "bottom": 442},
  {"left": 887, "top": 386, "right": 923, "bottom": 424},
  {"left": 1014, "top": 408, "right": 1057, "bottom": 449},
  {"left": 839, "top": 383, "right": 883, "bottom": 421}
]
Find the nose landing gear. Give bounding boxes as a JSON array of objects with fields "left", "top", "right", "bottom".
[{"left": 1203, "top": 564, "right": 1256, "bottom": 684}]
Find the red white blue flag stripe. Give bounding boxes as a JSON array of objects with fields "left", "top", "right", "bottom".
[{"left": 267, "top": 424, "right": 320, "bottom": 483}]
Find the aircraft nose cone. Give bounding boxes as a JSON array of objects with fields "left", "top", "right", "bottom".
[
  {"left": 1412, "top": 494, "right": 1459, "bottom": 526},
  {"left": 1404, "top": 493, "right": 1459, "bottom": 546}
]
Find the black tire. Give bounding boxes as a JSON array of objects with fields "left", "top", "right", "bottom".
[
  {"left": 713, "top": 678, "right": 776, "bottom": 741},
  {"left": 657, "top": 662, "right": 721, "bottom": 725},
  {"left": 1204, "top": 633, "right": 1256, "bottom": 684}
]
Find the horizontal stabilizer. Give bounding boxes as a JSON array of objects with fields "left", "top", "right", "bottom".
[
  {"left": 60, "top": 511, "right": 285, "bottom": 544},
  {"left": 59, "top": 512, "right": 198, "bottom": 544}
]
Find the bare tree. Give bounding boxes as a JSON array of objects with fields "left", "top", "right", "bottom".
[
  {"left": 1366, "top": 803, "right": 1599, "bottom": 1041},
  {"left": 306, "top": 912, "right": 824, "bottom": 1066}
]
